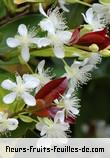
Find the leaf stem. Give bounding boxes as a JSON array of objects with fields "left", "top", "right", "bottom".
[
  {"left": 18, "top": 56, "right": 34, "bottom": 74},
  {"left": 66, "top": 0, "right": 92, "bottom": 7},
  {"left": 25, "top": 62, "right": 34, "bottom": 74},
  {"left": 62, "top": 59, "right": 69, "bottom": 67},
  {"left": 77, "top": 0, "right": 92, "bottom": 7}
]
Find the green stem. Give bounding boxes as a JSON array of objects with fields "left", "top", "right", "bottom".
[
  {"left": 31, "top": 46, "right": 90, "bottom": 58},
  {"left": 25, "top": 62, "right": 34, "bottom": 74},
  {"left": 77, "top": 0, "right": 92, "bottom": 7},
  {"left": 18, "top": 56, "right": 34, "bottom": 74},
  {"left": 62, "top": 59, "right": 69, "bottom": 67},
  {"left": 66, "top": 0, "right": 92, "bottom": 7},
  {"left": 3, "top": 46, "right": 90, "bottom": 60},
  {"left": 9, "top": 109, "right": 27, "bottom": 118}
]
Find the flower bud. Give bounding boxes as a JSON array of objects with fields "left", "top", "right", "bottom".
[
  {"left": 89, "top": 44, "right": 99, "bottom": 52},
  {"left": 100, "top": 49, "right": 110, "bottom": 57}
]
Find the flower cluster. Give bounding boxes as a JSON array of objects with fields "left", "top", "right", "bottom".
[
  {"left": 0, "top": 0, "right": 110, "bottom": 138},
  {"left": 0, "top": 52, "right": 101, "bottom": 137},
  {"left": 7, "top": 4, "right": 72, "bottom": 61}
]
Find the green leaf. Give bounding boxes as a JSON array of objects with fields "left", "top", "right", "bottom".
[
  {"left": 65, "top": 4, "right": 86, "bottom": 29},
  {"left": 0, "top": 1, "right": 7, "bottom": 19},
  {"left": 99, "top": 0, "right": 110, "bottom": 4},
  {"left": 19, "top": 114, "right": 36, "bottom": 123}
]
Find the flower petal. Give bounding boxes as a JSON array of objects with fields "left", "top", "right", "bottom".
[
  {"left": 7, "top": 118, "right": 18, "bottom": 131},
  {"left": 21, "top": 46, "right": 30, "bottom": 62},
  {"left": 57, "top": 31, "right": 72, "bottom": 43},
  {"left": 6, "top": 38, "right": 20, "bottom": 48},
  {"left": 40, "top": 126, "right": 48, "bottom": 136},
  {"left": 32, "top": 37, "right": 51, "bottom": 48},
  {"left": 82, "top": 8, "right": 93, "bottom": 24},
  {"left": 39, "top": 3, "right": 48, "bottom": 17},
  {"left": 16, "top": 75, "right": 23, "bottom": 85},
  {"left": 1, "top": 79, "right": 16, "bottom": 90},
  {"left": 54, "top": 110, "right": 65, "bottom": 123},
  {"left": 38, "top": 60, "right": 45, "bottom": 74},
  {"left": 36, "top": 122, "right": 45, "bottom": 131},
  {"left": 3, "top": 92, "right": 16, "bottom": 104},
  {"left": 18, "top": 24, "right": 28, "bottom": 36},
  {"left": 70, "top": 107, "right": 79, "bottom": 115},
  {"left": 39, "top": 20, "right": 55, "bottom": 34},
  {"left": 59, "top": 0, "right": 69, "bottom": 12},
  {"left": 22, "top": 92, "right": 36, "bottom": 106},
  {"left": 36, "top": 122, "right": 48, "bottom": 136},
  {"left": 23, "top": 74, "right": 40, "bottom": 89},
  {"left": 53, "top": 45, "right": 64, "bottom": 58}
]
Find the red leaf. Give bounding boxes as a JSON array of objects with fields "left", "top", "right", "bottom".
[
  {"left": 65, "top": 116, "right": 76, "bottom": 124},
  {"left": 35, "top": 106, "right": 61, "bottom": 118},
  {"left": 69, "top": 27, "right": 80, "bottom": 44},
  {"left": 77, "top": 30, "right": 106, "bottom": 46},
  {"left": 34, "top": 109, "right": 49, "bottom": 117},
  {"left": 35, "top": 77, "right": 68, "bottom": 105},
  {"left": 70, "top": 28, "right": 110, "bottom": 50},
  {"left": 33, "top": 77, "right": 68, "bottom": 117}
]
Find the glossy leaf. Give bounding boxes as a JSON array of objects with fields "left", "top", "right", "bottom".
[
  {"left": 19, "top": 114, "right": 35, "bottom": 123},
  {"left": 36, "top": 77, "right": 68, "bottom": 104},
  {"left": 70, "top": 28, "right": 110, "bottom": 50},
  {"left": 34, "top": 77, "right": 68, "bottom": 117}
]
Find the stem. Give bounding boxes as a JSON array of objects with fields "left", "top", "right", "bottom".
[
  {"left": 31, "top": 46, "right": 90, "bottom": 58},
  {"left": 62, "top": 59, "right": 69, "bottom": 67},
  {"left": 25, "top": 62, "right": 34, "bottom": 74},
  {"left": 18, "top": 56, "right": 34, "bottom": 74},
  {"left": 0, "top": 10, "right": 29, "bottom": 27},
  {"left": 77, "top": 0, "right": 92, "bottom": 7},
  {"left": 3, "top": 46, "right": 90, "bottom": 60},
  {"left": 9, "top": 109, "right": 27, "bottom": 118},
  {"left": 66, "top": 0, "right": 92, "bottom": 7}
]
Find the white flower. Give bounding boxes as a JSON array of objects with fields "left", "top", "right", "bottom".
[
  {"left": 6, "top": 24, "right": 40, "bottom": 62},
  {"left": 37, "top": 31, "right": 72, "bottom": 58},
  {"left": 56, "top": 91, "right": 80, "bottom": 118},
  {"left": 1, "top": 74, "right": 40, "bottom": 106},
  {"left": 0, "top": 112, "right": 18, "bottom": 133},
  {"left": 82, "top": 3, "right": 110, "bottom": 31},
  {"left": 65, "top": 60, "right": 93, "bottom": 88},
  {"left": 36, "top": 111, "right": 70, "bottom": 138},
  {"left": 83, "top": 53, "right": 102, "bottom": 67},
  {"left": 39, "top": 4, "right": 67, "bottom": 34},
  {"left": 38, "top": 4, "right": 72, "bottom": 58},
  {"left": 35, "top": 60, "right": 52, "bottom": 85},
  {"left": 65, "top": 53, "right": 101, "bottom": 88},
  {"left": 58, "top": 0, "right": 69, "bottom": 12},
  {"left": 23, "top": 60, "right": 52, "bottom": 93}
]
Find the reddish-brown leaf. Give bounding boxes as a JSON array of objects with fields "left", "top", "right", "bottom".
[
  {"left": 35, "top": 77, "right": 68, "bottom": 105},
  {"left": 34, "top": 109, "right": 49, "bottom": 117},
  {"left": 33, "top": 77, "right": 68, "bottom": 117},
  {"left": 70, "top": 28, "right": 110, "bottom": 50},
  {"left": 34, "top": 106, "right": 61, "bottom": 118},
  {"left": 69, "top": 27, "right": 80, "bottom": 44}
]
